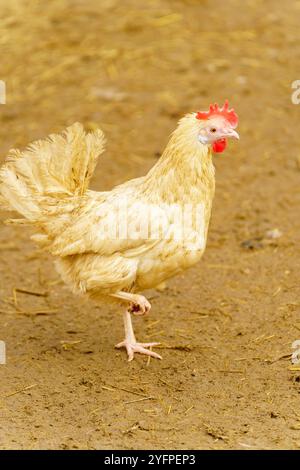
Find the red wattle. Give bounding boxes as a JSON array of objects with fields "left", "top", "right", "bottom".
[{"left": 212, "top": 138, "right": 227, "bottom": 153}]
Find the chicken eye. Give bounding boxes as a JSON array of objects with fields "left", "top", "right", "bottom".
[{"left": 210, "top": 128, "right": 217, "bottom": 133}]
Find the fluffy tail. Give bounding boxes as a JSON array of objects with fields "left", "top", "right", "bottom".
[{"left": 0, "top": 123, "right": 105, "bottom": 223}]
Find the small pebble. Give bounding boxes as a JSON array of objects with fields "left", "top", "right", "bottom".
[{"left": 265, "top": 228, "right": 282, "bottom": 239}]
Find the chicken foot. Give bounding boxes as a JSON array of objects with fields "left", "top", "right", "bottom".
[
  {"left": 111, "top": 291, "right": 162, "bottom": 361},
  {"left": 115, "top": 310, "right": 162, "bottom": 361},
  {"left": 110, "top": 291, "right": 151, "bottom": 316}
]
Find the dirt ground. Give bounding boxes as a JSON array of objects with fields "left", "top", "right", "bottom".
[{"left": 0, "top": 0, "right": 300, "bottom": 450}]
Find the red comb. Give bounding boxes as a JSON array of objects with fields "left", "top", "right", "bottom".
[{"left": 196, "top": 100, "right": 238, "bottom": 128}]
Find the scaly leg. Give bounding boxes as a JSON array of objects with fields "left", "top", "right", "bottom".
[{"left": 115, "top": 310, "right": 162, "bottom": 362}]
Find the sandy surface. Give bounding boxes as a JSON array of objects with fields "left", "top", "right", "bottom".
[{"left": 0, "top": 0, "right": 300, "bottom": 450}]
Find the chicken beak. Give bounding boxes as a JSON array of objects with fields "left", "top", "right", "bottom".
[{"left": 224, "top": 128, "right": 239, "bottom": 140}]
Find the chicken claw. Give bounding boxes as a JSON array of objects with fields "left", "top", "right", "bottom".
[
  {"left": 115, "top": 340, "right": 162, "bottom": 362},
  {"left": 111, "top": 292, "right": 151, "bottom": 316},
  {"left": 116, "top": 309, "right": 162, "bottom": 361},
  {"left": 128, "top": 296, "right": 151, "bottom": 316}
]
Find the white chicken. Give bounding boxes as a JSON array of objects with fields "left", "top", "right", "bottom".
[{"left": 0, "top": 101, "right": 239, "bottom": 361}]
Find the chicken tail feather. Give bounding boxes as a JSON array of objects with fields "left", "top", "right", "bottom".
[{"left": 0, "top": 123, "right": 106, "bottom": 221}]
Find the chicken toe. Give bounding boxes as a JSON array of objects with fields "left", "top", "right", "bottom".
[
  {"left": 111, "top": 292, "right": 151, "bottom": 316},
  {"left": 128, "top": 296, "right": 151, "bottom": 316},
  {"left": 115, "top": 340, "right": 162, "bottom": 362},
  {"left": 116, "top": 309, "right": 161, "bottom": 361}
]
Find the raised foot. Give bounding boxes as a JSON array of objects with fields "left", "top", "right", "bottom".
[
  {"left": 115, "top": 340, "right": 162, "bottom": 362},
  {"left": 128, "top": 295, "right": 151, "bottom": 316}
]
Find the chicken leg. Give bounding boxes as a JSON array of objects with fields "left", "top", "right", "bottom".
[{"left": 115, "top": 309, "right": 162, "bottom": 361}]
